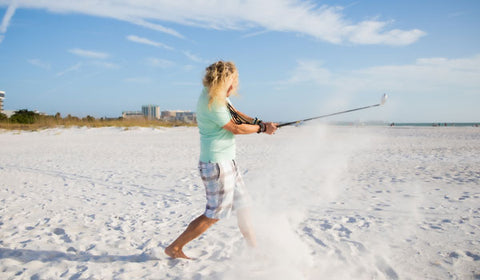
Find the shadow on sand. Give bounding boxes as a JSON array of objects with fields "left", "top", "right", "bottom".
[{"left": 0, "top": 247, "right": 161, "bottom": 263}]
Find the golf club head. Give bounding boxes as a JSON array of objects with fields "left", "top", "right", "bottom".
[{"left": 380, "top": 93, "right": 388, "bottom": 105}]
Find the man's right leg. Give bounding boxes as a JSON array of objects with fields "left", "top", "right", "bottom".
[
  {"left": 237, "top": 208, "right": 257, "bottom": 247},
  {"left": 165, "top": 214, "right": 218, "bottom": 259}
]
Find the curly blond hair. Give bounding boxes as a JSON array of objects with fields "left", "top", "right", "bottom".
[{"left": 203, "top": 60, "right": 238, "bottom": 108}]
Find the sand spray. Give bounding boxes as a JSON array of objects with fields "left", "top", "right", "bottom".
[{"left": 224, "top": 124, "right": 383, "bottom": 279}]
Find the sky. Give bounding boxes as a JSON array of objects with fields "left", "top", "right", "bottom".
[{"left": 0, "top": 0, "right": 479, "bottom": 123}]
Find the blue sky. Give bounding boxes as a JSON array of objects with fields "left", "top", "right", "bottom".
[{"left": 0, "top": 0, "right": 479, "bottom": 123}]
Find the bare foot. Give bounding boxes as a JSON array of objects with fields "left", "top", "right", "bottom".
[{"left": 164, "top": 246, "right": 191, "bottom": 259}]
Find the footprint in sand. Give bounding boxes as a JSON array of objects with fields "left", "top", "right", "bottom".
[
  {"left": 303, "top": 226, "right": 327, "bottom": 247},
  {"left": 53, "top": 228, "right": 72, "bottom": 243},
  {"left": 466, "top": 251, "right": 480, "bottom": 261},
  {"left": 334, "top": 224, "right": 352, "bottom": 238},
  {"left": 458, "top": 192, "right": 470, "bottom": 201},
  {"left": 375, "top": 256, "right": 399, "bottom": 280}
]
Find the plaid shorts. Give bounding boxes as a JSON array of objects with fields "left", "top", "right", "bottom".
[{"left": 198, "top": 160, "right": 251, "bottom": 219}]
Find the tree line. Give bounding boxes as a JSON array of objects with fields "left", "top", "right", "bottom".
[
  {"left": 0, "top": 109, "right": 99, "bottom": 124},
  {"left": 0, "top": 109, "right": 195, "bottom": 130}
]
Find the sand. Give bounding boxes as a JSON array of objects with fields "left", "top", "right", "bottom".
[{"left": 0, "top": 125, "right": 479, "bottom": 279}]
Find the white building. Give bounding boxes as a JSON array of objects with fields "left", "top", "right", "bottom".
[
  {"left": 142, "top": 105, "right": 160, "bottom": 120},
  {"left": 161, "top": 110, "right": 177, "bottom": 121},
  {"left": 0, "top": 91, "right": 5, "bottom": 112},
  {"left": 0, "top": 91, "right": 16, "bottom": 117},
  {"left": 122, "top": 111, "right": 144, "bottom": 119},
  {"left": 161, "top": 110, "right": 196, "bottom": 123},
  {"left": 176, "top": 111, "right": 196, "bottom": 123}
]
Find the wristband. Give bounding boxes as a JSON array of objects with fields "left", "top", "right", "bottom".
[
  {"left": 257, "top": 122, "right": 266, "bottom": 133},
  {"left": 252, "top": 117, "right": 262, "bottom": 125}
]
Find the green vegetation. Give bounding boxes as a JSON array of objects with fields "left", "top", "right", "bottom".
[
  {"left": 0, "top": 112, "right": 7, "bottom": 122},
  {"left": 9, "top": 109, "right": 40, "bottom": 124},
  {"left": 0, "top": 110, "right": 196, "bottom": 131}
]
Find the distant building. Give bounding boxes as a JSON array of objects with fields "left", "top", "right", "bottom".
[
  {"left": 142, "top": 105, "right": 160, "bottom": 120},
  {"left": 122, "top": 111, "right": 144, "bottom": 119},
  {"left": 34, "top": 110, "right": 47, "bottom": 116},
  {"left": 122, "top": 106, "right": 196, "bottom": 123},
  {"left": 0, "top": 91, "right": 5, "bottom": 112},
  {"left": 161, "top": 110, "right": 196, "bottom": 123},
  {"left": 176, "top": 111, "right": 196, "bottom": 123},
  {"left": 161, "top": 110, "right": 177, "bottom": 122}
]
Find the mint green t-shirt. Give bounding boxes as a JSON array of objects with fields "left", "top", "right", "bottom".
[{"left": 196, "top": 88, "right": 235, "bottom": 163}]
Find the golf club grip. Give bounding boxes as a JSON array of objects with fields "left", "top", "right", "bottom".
[{"left": 277, "top": 121, "right": 299, "bottom": 128}]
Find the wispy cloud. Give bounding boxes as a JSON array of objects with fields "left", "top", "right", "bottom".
[
  {"left": 56, "top": 62, "right": 82, "bottom": 77},
  {"left": 55, "top": 57, "right": 118, "bottom": 76},
  {"left": 241, "top": 29, "right": 271, "bottom": 39},
  {"left": 0, "top": 0, "right": 16, "bottom": 33},
  {"left": 182, "top": 51, "right": 207, "bottom": 63},
  {"left": 126, "top": 35, "right": 173, "bottom": 50},
  {"left": 28, "top": 58, "right": 51, "bottom": 70},
  {"left": 69, "top": 48, "right": 109, "bottom": 59},
  {"left": 276, "top": 54, "right": 480, "bottom": 121},
  {"left": 342, "top": 20, "right": 425, "bottom": 45},
  {"left": 90, "top": 61, "right": 120, "bottom": 69},
  {"left": 0, "top": 0, "right": 425, "bottom": 45},
  {"left": 284, "top": 54, "right": 480, "bottom": 96},
  {"left": 146, "top": 57, "right": 175, "bottom": 68},
  {"left": 0, "top": 0, "right": 17, "bottom": 43},
  {"left": 126, "top": 18, "right": 184, "bottom": 39}
]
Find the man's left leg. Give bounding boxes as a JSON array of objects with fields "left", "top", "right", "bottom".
[{"left": 165, "top": 214, "right": 219, "bottom": 259}]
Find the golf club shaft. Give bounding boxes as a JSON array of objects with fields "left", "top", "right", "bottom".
[{"left": 277, "top": 103, "right": 381, "bottom": 128}]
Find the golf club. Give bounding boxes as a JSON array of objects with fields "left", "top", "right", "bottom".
[{"left": 277, "top": 93, "right": 388, "bottom": 128}]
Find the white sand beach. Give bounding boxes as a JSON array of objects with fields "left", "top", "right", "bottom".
[{"left": 0, "top": 125, "right": 479, "bottom": 279}]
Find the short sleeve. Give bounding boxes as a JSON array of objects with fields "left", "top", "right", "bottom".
[{"left": 209, "top": 104, "right": 231, "bottom": 127}]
